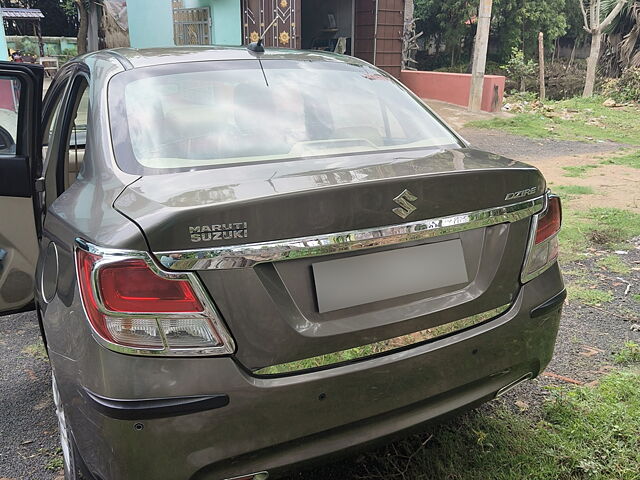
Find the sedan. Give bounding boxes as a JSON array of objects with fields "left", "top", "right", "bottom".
[{"left": 0, "top": 46, "right": 564, "bottom": 480}]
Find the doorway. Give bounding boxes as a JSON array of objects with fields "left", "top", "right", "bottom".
[{"left": 301, "top": 0, "right": 354, "bottom": 55}]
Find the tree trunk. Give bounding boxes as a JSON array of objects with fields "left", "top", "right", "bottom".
[
  {"left": 583, "top": 30, "right": 602, "bottom": 97},
  {"left": 520, "top": 77, "right": 526, "bottom": 92},
  {"left": 75, "top": 0, "right": 89, "bottom": 55}
]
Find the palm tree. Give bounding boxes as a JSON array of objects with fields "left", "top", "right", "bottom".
[{"left": 601, "top": 0, "right": 640, "bottom": 77}]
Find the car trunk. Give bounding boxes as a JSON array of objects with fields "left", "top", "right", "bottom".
[{"left": 114, "top": 148, "right": 545, "bottom": 370}]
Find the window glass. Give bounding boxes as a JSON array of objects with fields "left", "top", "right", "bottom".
[
  {"left": 0, "top": 76, "right": 21, "bottom": 156},
  {"left": 65, "top": 81, "right": 89, "bottom": 187},
  {"left": 109, "top": 60, "right": 460, "bottom": 174}
]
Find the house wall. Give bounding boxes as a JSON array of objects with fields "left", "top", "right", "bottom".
[
  {"left": 0, "top": 23, "right": 7, "bottom": 60},
  {"left": 183, "top": 0, "right": 242, "bottom": 45},
  {"left": 128, "top": 0, "right": 175, "bottom": 48}
]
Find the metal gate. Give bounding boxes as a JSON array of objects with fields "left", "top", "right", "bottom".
[
  {"left": 173, "top": 6, "right": 211, "bottom": 45},
  {"left": 242, "top": 0, "right": 300, "bottom": 49}
]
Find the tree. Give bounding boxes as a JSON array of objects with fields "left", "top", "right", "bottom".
[
  {"left": 491, "top": 0, "right": 568, "bottom": 60},
  {"left": 63, "top": 0, "right": 90, "bottom": 55},
  {"left": 601, "top": 0, "right": 640, "bottom": 77},
  {"left": 580, "top": 0, "right": 628, "bottom": 96},
  {"left": 414, "top": 0, "right": 479, "bottom": 67}
]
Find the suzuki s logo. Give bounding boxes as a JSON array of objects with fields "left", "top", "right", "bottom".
[{"left": 392, "top": 189, "right": 418, "bottom": 219}]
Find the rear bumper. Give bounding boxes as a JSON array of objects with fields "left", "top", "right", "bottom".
[{"left": 56, "top": 265, "right": 564, "bottom": 480}]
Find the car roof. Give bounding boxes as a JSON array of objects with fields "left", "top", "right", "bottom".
[{"left": 90, "top": 46, "right": 370, "bottom": 70}]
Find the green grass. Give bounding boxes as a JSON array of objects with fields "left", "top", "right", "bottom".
[
  {"left": 559, "top": 207, "right": 640, "bottom": 258},
  {"left": 561, "top": 165, "right": 599, "bottom": 178},
  {"left": 632, "top": 294, "right": 640, "bottom": 303},
  {"left": 21, "top": 341, "right": 48, "bottom": 361},
  {"left": 567, "top": 285, "right": 614, "bottom": 306},
  {"left": 596, "top": 254, "right": 632, "bottom": 275},
  {"left": 553, "top": 185, "right": 595, "bottom": 198},
  {"left": 614, "top": 342, "right": 640, "bottom": 365},
  {"left": 601, "top": 150, "right": 640, "bottom": 168},
  {"left": 467, "top": 96, "right": 640, "bottom": 145},
  {"left": 324, "top": 368, "right": 640, "bottom": 480}
]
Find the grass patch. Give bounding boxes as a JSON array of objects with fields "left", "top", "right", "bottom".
[
  {"left": 553, "top": 185, "right": 595, "bottom": 198},
  {"left": 21, "top": 341, "right": 48, "bottom": 361},
  {"left": 467, "top": 96, "right": 640, "bottom": 144},
  {"left": 601, "top": 150, "right": 640, "bottom": 168},
  {"left": 632, "top": 294, "right": 640, "bottom": 303},
  {"left": 596, "top": 254, "right": 631, "bottom": 275},
  {"left": 614, "top": 342, "right": 640, "bottom": 365},
  {"left": 559, "top": 207, "right": 640, "bottom": 258},
  {"left": 561, "top": 165, "right": 600, "bottom": 178},
  {"left": 567, "top": 285, "right": 614, "bottom": 306},
  {"left": 328, "top": 369, "right": 640, "bottom": 480},
  {"left": 42, "top": 447, "right": 63, "bottom": 471}
]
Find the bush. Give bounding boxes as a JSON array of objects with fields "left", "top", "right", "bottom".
[
  {"left": 601, "top": 67, "right": 640, "bottom": 102},
  {"left": 502, "top": 48, "right": 537, "bottom": 92}
]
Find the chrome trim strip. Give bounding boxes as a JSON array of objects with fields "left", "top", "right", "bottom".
[
  {"left": 74, "top": 239, "right": 236, "bottom": 357},
  {"left": 158, "top": 196, "right": 545, "bottom": 271},
  {"left": 254, "top": 304, "right": 511, "bottom": 376}
]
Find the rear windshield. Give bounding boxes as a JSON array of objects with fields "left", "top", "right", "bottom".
[{"left": 108, "top": 59, "right": 460, "bottom": 174}]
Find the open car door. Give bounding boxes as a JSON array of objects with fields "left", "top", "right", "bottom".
[{"left": 0, "top": 62, "right": 43, "bottom": 315}]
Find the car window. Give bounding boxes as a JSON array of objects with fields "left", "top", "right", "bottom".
[
  {"left": 108, "top": 60, "right": 460, "bottom": 174},
  {"left": 62, "top": 78, "right": 89, "bottom": 189},
  {"left": 0, "top": 76, "right": 21, "bottom": 156}
]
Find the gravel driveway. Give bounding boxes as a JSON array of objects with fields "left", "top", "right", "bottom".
[
  {"left": 0, "top": 311, "right": 59, "bottom": 479},
  {"left": 1, "top": 132, "right": 637, "bottom": 479}
]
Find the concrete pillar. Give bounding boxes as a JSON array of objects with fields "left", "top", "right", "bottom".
[{"left": 128, "top": 0, "right": 175, "bottom": 48}]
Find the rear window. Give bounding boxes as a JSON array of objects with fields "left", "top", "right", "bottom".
[{"left": 108, "top": 59, "right": 460, "bottom": 174}]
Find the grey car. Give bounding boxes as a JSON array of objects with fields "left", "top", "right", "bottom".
[{"left": 0, "top": 47, "right": 564, "bottom": 480}]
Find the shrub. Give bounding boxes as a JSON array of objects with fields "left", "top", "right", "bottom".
[
  {"left": 502, "top": 48, "right": 537, "bottom": 92},
  {"left": 601, "top": 67, "right": 640, "bottom": 102}
]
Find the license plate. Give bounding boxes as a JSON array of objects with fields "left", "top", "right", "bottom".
[{"left": 312, "top": 239, "right": 469, "bottom": 313}]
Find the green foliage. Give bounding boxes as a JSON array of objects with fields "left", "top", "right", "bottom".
[
  {"left": 490, "top": 0, "right": 569, "bottom": 60},
  {"left": 601, "top": 67, "right": 640, "bottom": 102},
  {"left": 15, "top": 36, "right": 38, "bottom": 56},
  {"left": 614, "top": 342, "right": 640, "bottom": 364},
  {"left": 414, "top": 0, "right": 478, "bottom": 67},
  {"left": 502, "top": 48, "right": 538, "bottom": 92}
]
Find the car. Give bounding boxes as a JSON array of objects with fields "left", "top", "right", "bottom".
[{"left": 0, "top": 46, "right": 564, "bottom": 480}]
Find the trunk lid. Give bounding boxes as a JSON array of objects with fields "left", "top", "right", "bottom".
[{"left": 115, "top": 148, "right": 545, "bottom": 370}]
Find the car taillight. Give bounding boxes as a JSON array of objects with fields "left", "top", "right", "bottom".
[
  {"left": 75, "top": 243, "right": 234, "bottom": 356},
  {"left": 521, "top": 194, "right": 562, "bottom": 283}
]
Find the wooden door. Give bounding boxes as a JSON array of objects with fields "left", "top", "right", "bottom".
[
  {"left": 354, "top": 0, "right": 404, "bottom": 78},
  {"left": 242, "top": 0, "right": 301, "bottom": 49},
  {"left": 375, "top": 0, "right": 404, "bottom": 78}
]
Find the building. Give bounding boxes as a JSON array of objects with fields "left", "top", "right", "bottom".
[{"left": 127, "top": 0, "right": 407, "bottom": 78}]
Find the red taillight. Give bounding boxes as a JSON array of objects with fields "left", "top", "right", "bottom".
[
  {"left": 98, "top": 259, "right": 203, "bottom": 313},
  {"left": 75, "top": 247, "right": 227, "bottom": 353},
  {"left": 535, "top": 196, "right": 562, "bottom": 244},
  {"left": 76, "top": 249, "right": 113, "bottom": 342}
]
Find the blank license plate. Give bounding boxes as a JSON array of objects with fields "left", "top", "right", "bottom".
[{"left": 312, "top": 239, "right": 469, "bottom": 313}]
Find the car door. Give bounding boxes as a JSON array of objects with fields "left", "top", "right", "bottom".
[{"left": 0, "top": 63, "right": 43, "bottom": 315}]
